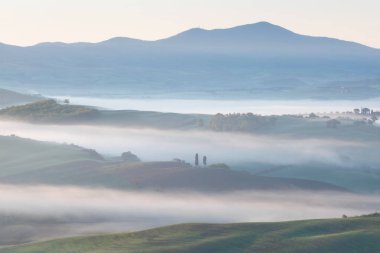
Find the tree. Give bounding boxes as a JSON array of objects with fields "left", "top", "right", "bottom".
[
  {"left": 195, "top": 153, "right": 199, "bottom": 166},
  {"left": 203, "top": 156, "right": 207, "bottom": 166},
  {"left": 361, "top": 108, "right": 371, "bottom": 115}
]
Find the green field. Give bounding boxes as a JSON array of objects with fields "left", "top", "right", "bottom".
[{"left": 1, "top": 216, "right": 379, "bottom": 253}]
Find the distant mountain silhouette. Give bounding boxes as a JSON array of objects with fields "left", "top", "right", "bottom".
[
  {"left": 0, "top": 22, "right": 379, "bottom": 99},
  {"left": 156, "top": 22, "right": 378, "bottom": 57}
]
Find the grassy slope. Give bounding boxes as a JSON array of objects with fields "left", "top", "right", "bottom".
[
  {"left": 0, "top": 100, "right": 99, "bottom": 123},
  {"left": 253, "top": 163, "right": 380, "bottom": 194},
  {"left": 0, "top": 135, "right": 102, "bottom": 177},
  {"left": 0, "top": 88, "right": 42, "bottom": 108},
  {"left": 91, "top": 110, "right": 207, "bottom": 130},
  {"left": 1, "top": 160, "right": 345, "bottom": 192},
  {"left": 2, "top": 101, "right": 380, "bottom": 140},
  {"left": 1, "top": 217, "right": 379, "bottom": 253},
  {"left": 270, "top": 116, "right": 380, "bottom": 141}
]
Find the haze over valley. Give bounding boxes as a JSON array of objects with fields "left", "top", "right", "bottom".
[{"left": 0, "top": 3, "right": 380, "bottom": 251}]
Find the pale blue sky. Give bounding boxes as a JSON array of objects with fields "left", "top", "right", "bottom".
[{"left": 1, "top": 0, "right": 379, "bottom": 48}]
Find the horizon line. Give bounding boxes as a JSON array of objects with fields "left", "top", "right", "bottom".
[{"left": 1, "top": 21, "right": 379, "bottom": 50}]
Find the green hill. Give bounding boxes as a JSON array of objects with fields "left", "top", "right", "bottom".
[
  {"left": 0, "top": 100, "right": 205, "bottom": 129},
  {"left": 2, "top": 100, "right": 380, "bottom": 141},
  {"left": 1, "top": 216, "right": 379, "bottom": 253},
  {"left": 1, "top": 160, "right": 345, "bottom": 192},
  {"left": 0, "top": 100, "right": 100, "bottom": 123},
  {"left": 0, "top": 135, "right": 103, "bottom": 177},
  {"left": 0, "top": 88, "right": 42, "bottom": 108},
  {"left": 0, "top": 135, "right": 343, "bottom": 192},
  {"left": 250, "top": 162, "right": 380, "bottom": 194}
]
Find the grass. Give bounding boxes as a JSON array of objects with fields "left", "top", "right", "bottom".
[
  {"left": 0, "top": 100, "right": 99, "bottom": 123},
  {"left": 1, "top": 216, "right": 379, "bottom": 253},
  {"left": 0, "top": 135, "right": 102, "bottom": 177},
  {"left": 250, "top": 163, "right": 380, "bottom": 194},
  {"left": 0, "top": 88, "right": 41, "bottom": 108}
]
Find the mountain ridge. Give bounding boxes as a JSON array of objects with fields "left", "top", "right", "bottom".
[
  {"left": 1, "top": 21, "right": 380, "bottom": 99},
  {"left": 0, "top": 22, "right": 378, "bottom": 51}
]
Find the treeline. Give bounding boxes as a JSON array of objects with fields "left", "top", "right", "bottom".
[
  {"left": 208, "top": 113, "right": 277, "bottom": 132},
  {"left": 0, "top": 100, "right": 100, "bottom": 123}
]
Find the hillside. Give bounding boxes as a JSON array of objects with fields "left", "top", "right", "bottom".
[
  {"left": 0, "top": 88, "right": 42, "bottom": 108},
  {"left": 0, "top": 100, "right": 204, "bottom": 129},
  {"left": 1, "top": 216, "right": 379, "bottom": 253},
  {"left": 0, "top": 135, "right": 345, "bottom": 192},
  {"left": 1, "top": 22, "right": 380, "bottom": 99},
  {"left": 0, "top": 135, "right": 103, "bottom": 177},
  {"left": 0, "top": 160, "right": 345, "bottom": 192},
  {"left": 247, "top": 162, "right": 380, "bottom": 194},
  {"left": 2, "top": 101, "right": 380, "bottom": 141},
  {"left": 0, "top": 99, "right": 100, "bottom": 123}
]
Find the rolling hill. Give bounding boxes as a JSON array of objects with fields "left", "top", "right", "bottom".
[
  {"left": 0, "top": 135, "right": 345, "bottom": 192},
  {"left": 1, "top": 215, "right": 379, "bottom": 253},
  {"left": 0, "top": 135, "right": 103, "bottom": 177},
  {"left": 1, "top": 100, "right": 380, "bottom": 193},
  {"left": 1, "top": 160, "right": 346, "bottom": 192},
  {"left": 0, "top": 99, "right": 100, "bottom": 123},
  {"left": 0, "top": 88, "right": 42, "bottom": 108},
  {"left": 1, "top": 22, "right": 380, "bottom": 99},
  {"left": 2, "top": 100, "right": 380, "bottom": 141},
  {"left": 0, "top": 100, "right": 205, "bottom": 129}
]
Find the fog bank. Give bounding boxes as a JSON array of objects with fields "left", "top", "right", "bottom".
[
  {"left": 1, "top": 184, "right": 379, "bottom": 226},
  {"left": 0, "top": 121, "right": 371, "bottom": 166},
  {"left": 52, "top": 96, "right": 380, "bottom": 115}
]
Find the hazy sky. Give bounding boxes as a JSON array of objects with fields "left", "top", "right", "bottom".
[{"left": 1, "top": 0, "right": 379, "bottom": 48}]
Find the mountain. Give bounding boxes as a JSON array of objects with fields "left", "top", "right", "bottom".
[
  {"left": 0, "top": 22, "right": 380, "bottom": 99},
  {"left": 158, "top": 22, "right": 378, "bottom": 57},
  {"left": 2, "top": 215, "right": 379, "bottom": 253}
]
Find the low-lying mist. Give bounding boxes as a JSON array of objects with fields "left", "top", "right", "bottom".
[
  {"left": 0, "top": 121, "right": 375, "bottom": 167},
  {"left": 4, "top": 184, "right": 379, "bottom": 221},
  {"left": 52, "top": 96, "right": 380, "bottom": 115},
  {"left": 0, "top": 184, "right": 379, "bottom": 244}
]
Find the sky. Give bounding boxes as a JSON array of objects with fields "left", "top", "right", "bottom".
[{"left": 0, "top": 0, "right": 379, "bottom": 48}]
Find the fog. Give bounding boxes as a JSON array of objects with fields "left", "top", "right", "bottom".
[
  {"left": 52, "top": 96, "right": 380, "bottom": 115},
  {"left": 2, "top": 184, "right": 378, "bottom": 223},
  {"left": 0, "top": 121, "right": 372, "bottom": 167},
  {"left": 0, "top": 184, "right": 379, "bottom": 244}
]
